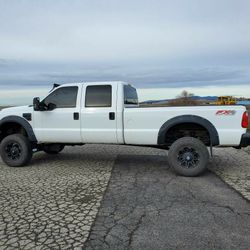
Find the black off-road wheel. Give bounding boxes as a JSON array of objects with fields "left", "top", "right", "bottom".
[
  {"left": 43, "top": 144, "right": 65, "bottom": 155},
  {"left": 0, "top": 134, "right": 32, "bottom": 167},
  {"left": 168, "top": 137, "right": 209, "bottom": 177}
]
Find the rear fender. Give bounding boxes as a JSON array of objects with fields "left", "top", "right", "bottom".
[{"left": 157, "top": 115, "right": 219, "bottom": 146}]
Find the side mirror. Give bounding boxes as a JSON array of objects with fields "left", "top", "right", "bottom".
[
  {"left": 33, "top": 97, "right": 40, "bottom": 111},
  {"left": 47, "top": 103, "right": 57, "bottom": 111}
]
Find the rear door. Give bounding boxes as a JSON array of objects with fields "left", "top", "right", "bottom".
[{"left": 80, "top": 84, "right": 118, "bottom": 143}]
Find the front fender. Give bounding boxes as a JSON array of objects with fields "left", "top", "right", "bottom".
[{"left": 0, "top": 115, "right": 37, "bottom": 142}]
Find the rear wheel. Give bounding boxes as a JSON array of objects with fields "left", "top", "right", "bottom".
[
  {"left": 0, "top": 134, "right": 32, "bottom": 167},
  {"left": 168, "top": 137, "right": 209, "bottom": 177},
  {"left": 43, "top": 144, "right": 65, "bottom": 154}
]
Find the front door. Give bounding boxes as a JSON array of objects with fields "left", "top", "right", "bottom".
[
  {"left": 81, "top": 84, "right": 118, "bottom": 143},
  {"left": 33, "top": 86, "right": 81, "bottom": 143}
]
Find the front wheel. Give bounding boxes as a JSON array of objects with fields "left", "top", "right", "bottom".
[
  {"left": 168, "top": 137, "right": 209, "bottom": 177},
  {"left": 0, "top": 134, "right": 32, "bottom": 167}
]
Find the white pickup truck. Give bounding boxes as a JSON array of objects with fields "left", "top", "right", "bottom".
[{"left": 0, "top": 81, "right": 249, "bottom": 176}]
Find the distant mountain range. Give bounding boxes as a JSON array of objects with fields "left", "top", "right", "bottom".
[{"left": 141, "top": 96, "right": 218, "bottom": 104}]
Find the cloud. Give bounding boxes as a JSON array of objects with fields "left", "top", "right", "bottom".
[
  {"left": 0, "top": 0, "right": 250, "bottom": 62},
  {"left": 0, "top": 0, "right": 250, "bottom": 105},
  {"left": 0, "top": 58, "right": 10, "bottom": 68},
  {"left": 0, "top": 60, "right": 248, "bottom": 88}
]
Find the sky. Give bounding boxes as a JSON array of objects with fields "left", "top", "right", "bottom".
[{"left": 0, "top": 0, "right": 250, "bottom": 105}]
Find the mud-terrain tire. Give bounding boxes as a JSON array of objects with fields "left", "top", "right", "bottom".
[
  {"left": 44, "top": 144, "right": 65, "bottom": 154},
  {"left": 0, "top": 134, "right": 32, "bottom": 167},
  {"left": 168, "top": 137, "right": 209, "bottom": 177}
]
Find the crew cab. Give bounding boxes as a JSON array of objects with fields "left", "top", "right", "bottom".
[{"left": 0, "top": 81, "right": 249, "bottom": 176}]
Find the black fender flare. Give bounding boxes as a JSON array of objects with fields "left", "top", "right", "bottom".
[
  {"left": 0, "top": 115, "right": 37, "bottom": 142},
  {"left": 157, "top": 115, "right": 219, "bottom": 146}
]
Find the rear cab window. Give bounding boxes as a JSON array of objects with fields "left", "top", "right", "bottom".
[
  {"left": 85, "top": 85, "right": 112, "bottom": 107},
  {"left": 124, "top": 85, "right": 138, "bottom": 106}
]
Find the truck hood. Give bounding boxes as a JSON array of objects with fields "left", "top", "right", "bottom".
[{"left": 0, "top": 106, "right": 33, "bottom": 120}]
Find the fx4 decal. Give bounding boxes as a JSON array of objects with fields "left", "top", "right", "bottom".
[{"left": 216, "top": 110, "right": 236, "bottom": 116}]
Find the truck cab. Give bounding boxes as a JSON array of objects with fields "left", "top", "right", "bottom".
[{"left": 32, "top": 81, "right": 136, "bottom": 144}]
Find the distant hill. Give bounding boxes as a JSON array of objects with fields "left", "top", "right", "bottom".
[
  {"left": 191, "top": 96, "right": 218, "bottom": 101},
  {"left": 237, "top": 101, "right": 250, "bottom": 105}
]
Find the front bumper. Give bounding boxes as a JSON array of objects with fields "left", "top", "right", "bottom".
[{"left": 240, "top": 133, "right": 250, "bottom": 147}]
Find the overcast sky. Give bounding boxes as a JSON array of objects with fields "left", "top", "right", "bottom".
[{"left": 0, "top": 0, "right": 250, "bottom": 105}]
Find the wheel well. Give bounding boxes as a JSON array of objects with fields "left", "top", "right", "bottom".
[
  {"left": 0, "top": 122, "right": 28, "bottom": 143},
  {"left": 164, "top": 123, "right": 210, "bottom": 146}
]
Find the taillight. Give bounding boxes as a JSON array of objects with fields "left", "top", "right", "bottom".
[{"left": 242, "top": 111, "right": 249, "bottom": 128}]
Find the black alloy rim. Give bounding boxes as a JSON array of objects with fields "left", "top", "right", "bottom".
[
  {"left": 5, "top": 142, "right": 22, "bottom": 160},
  {"left": 177, "top": 147, "right": 200, "bottom": 168}
]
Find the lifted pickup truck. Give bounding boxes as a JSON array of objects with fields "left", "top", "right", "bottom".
[{"left": 0, "top": 81, "right": 249, "bottom": 176}]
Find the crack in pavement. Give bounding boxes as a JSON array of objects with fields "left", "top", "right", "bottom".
[{"left": 128, "top": 212, "right": 146, "bottom": 248}]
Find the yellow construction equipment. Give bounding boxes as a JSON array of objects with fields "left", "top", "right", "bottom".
[{"left": 216, "top": 96, "right": 237, "bottom": 105}]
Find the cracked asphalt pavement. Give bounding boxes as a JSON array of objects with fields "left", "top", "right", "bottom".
[
  {"left": 0, "top": 145, "right": 116, "bottom": 249},
  {"left": 0, "top": 145, "right": 250, "bottom": 249}
]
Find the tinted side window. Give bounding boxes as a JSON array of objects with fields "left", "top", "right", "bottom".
[
  {"left": 85, "top": 85, "right": 112, "bottom": 107},
  {"left": 43, "top": 87, "right": 78, "bottom": 108},
  {"left": 124, "top": 85, "right": 138, "bottom": 105}
]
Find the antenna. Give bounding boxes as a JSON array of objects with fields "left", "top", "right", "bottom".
[
  {"left": 53, "top": 83, "right": 60, "bottom": 89},
  {"left": 49, "top": 83, "right": 61, "bottom": 92}
]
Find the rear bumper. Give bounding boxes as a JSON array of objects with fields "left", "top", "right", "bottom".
[{"left": 240, "top": 133, "right": 250, "bottom": 147}]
